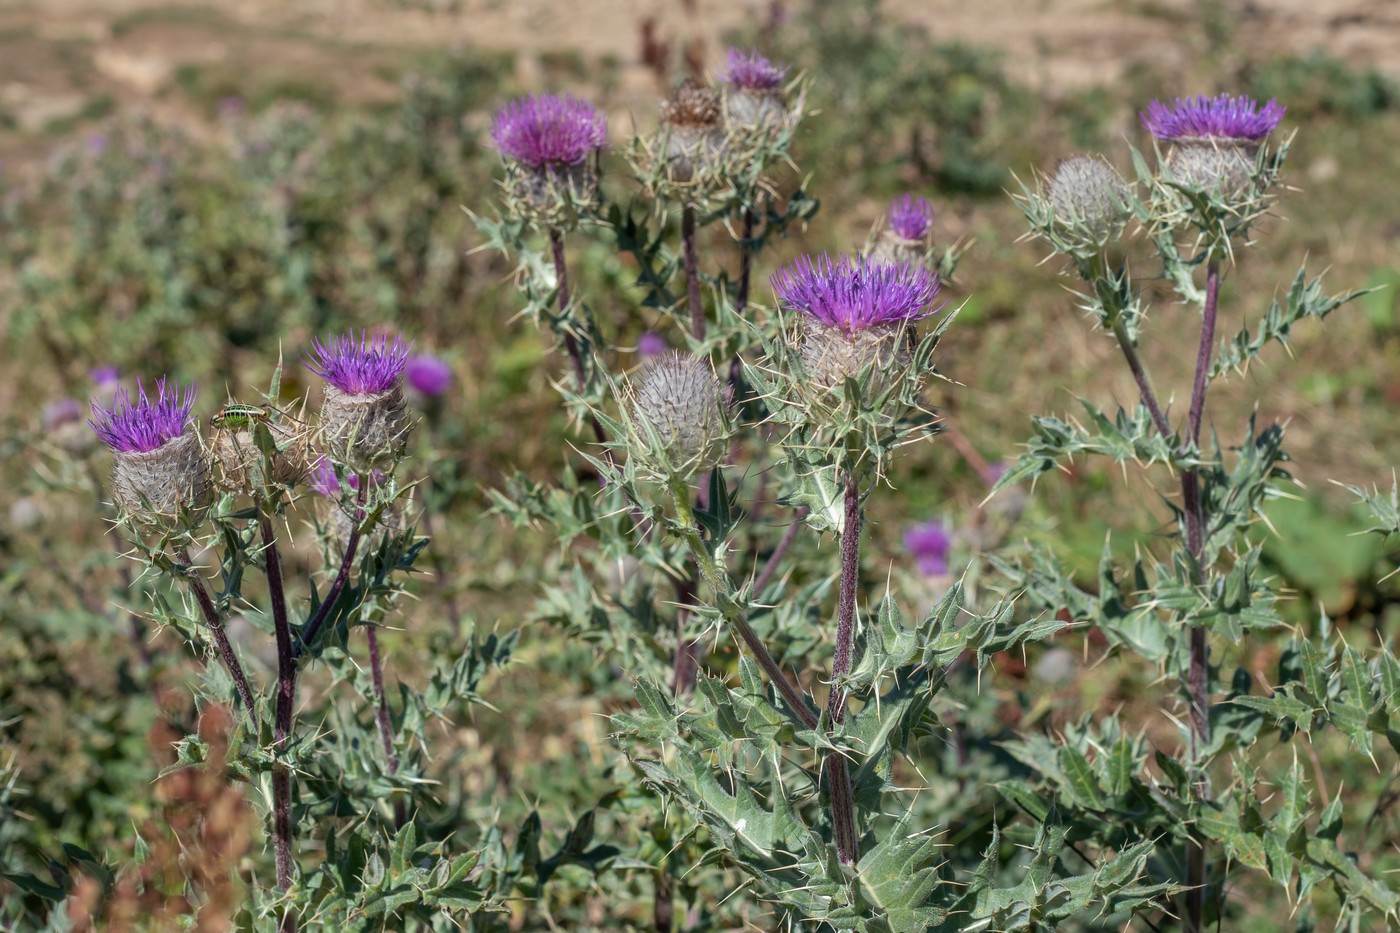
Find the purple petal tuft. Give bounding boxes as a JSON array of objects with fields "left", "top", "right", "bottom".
[
  {"left": 771, "top": 253, "right": 940, "bottom": 332},
  {"left": 89, "top": 377, "right": 197, "bottom": 453},
  {"left": 406, "top": 354, "right": 452, "bottom": 397},
  {"left": 1140, "top": 94, "right": 1285, "bottom": 141},
  {"left": 491, "top": 93, "right": 607, "bottom": 169},
  {"left": 305, "top": 331, "right": 411, "bottom": 395},
  {"left": 721, "top": 47, "right": 788, "bottom": 91},
  {"left": 888, "top": 193, "right": 935, "bottom": 240}
]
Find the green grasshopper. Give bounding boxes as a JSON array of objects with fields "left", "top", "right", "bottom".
[{"left": 209, "top": 403, "right": 273, "bottom": 431}]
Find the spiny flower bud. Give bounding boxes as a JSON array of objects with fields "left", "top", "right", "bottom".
[
  {"left": 627, "top": 352, "right": 729, "bottom": 481},
  {"left": 721, "top": 47, "right": 789, "bottom": 131},
  {"left": 772, "top": 254, "right": 940, "bottom": 399},
  {"left": 659, "top": 79, "right": 726, "bottom": 184},
  {"left": 210, "top": 412, "right": 308, "bottom": 495},
  {"left": 89, "top": 378, "right": 211, "bottom": 520},
  {"left": 1046, "top": 156, "right": 1130, "bottom": 246},
  {"left": 309, "top": 457, "right": 399, "bottom": 550},
  {"left": 869, "top": 193, "right": 935, "bottom": 265},
  {"left": 305, "top": 331, "right": 411, "bottom": 471},
  {"left": 491, "top": 93, "right": 607, "bottom": 227},
  {"left": 1141, "top": 93, "right": 1285, "bottom": 196}
]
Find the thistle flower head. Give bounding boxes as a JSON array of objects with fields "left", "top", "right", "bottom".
[
  {"left": 772, "top": 254, "right": 940, "bottom": 334},
  {"left": 1140, "top": 94, "right": 1285, "bottom": 142},
  {"left": 721, "top": 48, "right": 788, "bottom": 91},
  {"left": 887, "top": 193, "right": 935, "bottom": 241},
  {"left": 89, "top": 378, "right": 196, "bottom": 453},
  {"left": 491, "top": 93, "right": 607, "bottom": 169},
  {"left": 629, "top": 353, "right": 729, "bottom": 480},
  {"left": 406, "top": 354, "right": 452, "bottom": 397},
  {"left": 638, "top": 331, "right": 668, "bottom": 359},
  {"left": 305, "top": 331, "right": 411, "bottom": 395},
  {"left": 904, "top": 520, "right": 952, "bottom": 576},
  {"left": 43, "top": 398, "right": 83, "bottom": 430},
  {"left": 1046, "top": 155, "right": 1130, "bottom": 240},
  {"left": 660, "top": 80, "right": 722, "bottom": 129},
  {"left": 309, "top": 456, "right": 341, "bottom": 497},
  {"left": 90, "top": 366, "right": 120, "bottom": 388}
]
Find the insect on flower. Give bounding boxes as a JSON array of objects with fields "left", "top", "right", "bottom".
[{"left": 209, "top": 403, "right": 303, "bottom": 431}]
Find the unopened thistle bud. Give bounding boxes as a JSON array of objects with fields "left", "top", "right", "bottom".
[
  {"left": 771, "top": 254, "right": 940, "bottom": 400},
  {"left": 1046, "top": 156, "right": 1130, "bottom": 248},
  {"left": 210, "top": 407, "right": 307, "bottom": 495},
  {"left": 658, "top": 79, "right": 727, "bottom": 185},
  {"left": 721, "top": 47, "right": 789, "bottom": 132},
  {"left": 1141, "top": 93, "right": 1285, "bottom": 196},
  {"left": 89, "top": 378, "right": 211, "bottom": 521},
  {"left": 491, "top": 93, "right": 607, "bottom": 227},
  {"left": 869, "top": 193, "right": 935, "bottom": 265},
  {"left": 309, "top": 457, "right": 398, "bottom": 550},
  {"left": 627, "top": 352, "right": 730, "bottom": 481},
  {"left": 305, "top": 331, "right": 411, "bottom": 470}
]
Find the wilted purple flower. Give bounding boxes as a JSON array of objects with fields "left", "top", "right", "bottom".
[
  {"left": 721, "top": 47, "right": 788, "bottom": 90},
  {"left": 491, "top": 94, "right": 607, "bottom": 170},
  {"left": 43, "top": 398, "right": 83, "bottom": 430},
  {"left": 305, "top": 331, "right": 411, "bottom": 395},
  {"left": 1140, "top": 94, "right": 1285, "bottom": 142},
  {"left": 406, "top": 354, "right": 452, "bottom": 397},
  {"left": 772, "top": 254, "right": 940, "bottom": 333},
  {"left": 904, "top": 520, "right": 952, "bottom": 576},
  {"left": 89, "top": 378, "right": 196, "bottom": 453},
  {"left": 888, "top": 193, "right": 934, "bottom": 241},
  {"left": 638, "top": 331, "right": 668, "bottom": 359},
  {"left": 91, "top": 366, "right": 120, "bottom": 388}
]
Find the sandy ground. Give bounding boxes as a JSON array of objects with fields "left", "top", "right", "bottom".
[{"left": 4, "top": 0, "right": 1400, "bottom": 164}]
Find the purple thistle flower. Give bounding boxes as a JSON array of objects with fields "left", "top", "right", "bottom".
[
  {"left": 771, "top": 254, "right": 940, "bottom": 333},
  {"left": 406, "top": 354, "right": 452, "bottom": 397},
  {"left": 1140, "top": 94, "right": 1285, "bottom": 142},
  {"left": 491, "top": 94, "right": 607, "bottom": 170},
  {"left": 305, "top": 331, "right": 411, "bottom": 395},
  {"left": 43, "top": 398, "right": 83, "bottom": 430},
  {"left": 638, "top": 331, "right": 668, "bottom": 359},
  {"left": 89, "top": 377, "right": 197, "bottom": 454},
  {"left": 888, "top": 193, "right": 935, "bottom": 241},
  {"left": 904, "top": 520, "right": 952, "bottom": 576},
  {"left": 721, "top": 47, "right": 788, "bottom": 91},
  {"left": 90, "top": 366, "right": 120, "bottom": 388},
  {"left": 309, "top": 456, "right": 341, "bottom": 497}
]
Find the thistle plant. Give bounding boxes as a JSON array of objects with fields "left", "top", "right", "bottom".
[{"left": 1004, "top": 91, "right": 1399, "bottom": 930}]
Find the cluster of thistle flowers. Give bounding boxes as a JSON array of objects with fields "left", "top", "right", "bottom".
[
  {"left": 85, "top": 331, "right": 428, "bottom": 533},
  {"left": 623, "top": 246, "right": 944, "bottom": 485},
  {"left": 1022, "top": 92, "right": 1287, "bottom": 263}
]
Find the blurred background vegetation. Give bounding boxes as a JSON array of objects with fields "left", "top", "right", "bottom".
[{"left": 3, "top": 0, "right": 1400, "bottom": 928}]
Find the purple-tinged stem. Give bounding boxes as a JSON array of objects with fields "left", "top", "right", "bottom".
[
  {"left": 176, "top": 548, "right": 256, "bottom": 720},
  {"left": 671, "top": 581, "right": 701, "bottom": 695},
  {"left": 752, "top": 506, "right": 809, "bottom": 597},
  {"left": 682, "top": 206, "right": 705, "bottom": 342},
  {"left": 260, "top": 516, "right": 296, "bottom": 911},
  {"left": 824, "top": 471, "right": 862, "bottom": 865},
  {"left": 735, "top": 205, "right": 756, "bottom": 317},
  {"left": 296, "top": 482, "right": 367, "bottom": 659},
  {"left": 365, "top": 624, "right": 406, "bottom": 826},
  {"left": 1181, "top": 259, "right": 1220, "bottom": 933},
  {"left": 1109, "top": 319, "right": 1173, "bottom": 441}
]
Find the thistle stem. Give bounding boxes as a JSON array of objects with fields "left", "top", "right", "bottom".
[
  {"left": 176, "top": 549, "right": 256, "bottom": 721},
  {"left": 824, "top": 471, "right": 862, "bottom": 866},
  {"left": 669, "top": 479, "right": 818, "bottom": 730},
  {"left": 735, "top": 205, "right": 756, "bottom": 317},
  {"left": 296, "top": 482, "right": 367, "bottom": 658},
  {"left": 682, "top": 205, "right": 705, "bottom": 342},
  {"left": 366, "top": 624, "right": 406, "bottom": 826},
  {"left": 259, "top": 514, "right": 296, "bottom": 909},
  {"left": 1182, "top": 259, "right": 1220, "bottom": 933},
  {"left": 752, "top": 506, "right": 809, "bottom": 597},
  {"left": 549, "top": 225, "right": 609, "bottom": 448},
  {"left": 1109, "top": 318, "right": 1172, "bottom": 440}
]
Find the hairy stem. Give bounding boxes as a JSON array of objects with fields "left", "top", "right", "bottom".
[
  {"left": 1109, "top": 318, "right": 1172, "bottom": 440},
  {"left": 736, "top": 205, "right": 756, "bottom": 317},
  {"left": 824, "top": 471, "right": 862, "bottom": 865},
  {"left": 365, "top": 624, "right": 406, "bottom": 827},
  {"left": 296, "top": 482, "right": 366, "bottom": 658},
  {"left": 670, "top": 479, "right": 818, "bottom": 730},
  {"left": 260, "top": 515, "right": 296, "bottom": 906},
  {"left": 176, "top": 549, "right": 257, "bottom": 720},
  {"left": 1182, "top": 259, "right": 1220, "bottom": 933},
  {"left": 682, "top": 205, "right": 705, "bottom": 342}
]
